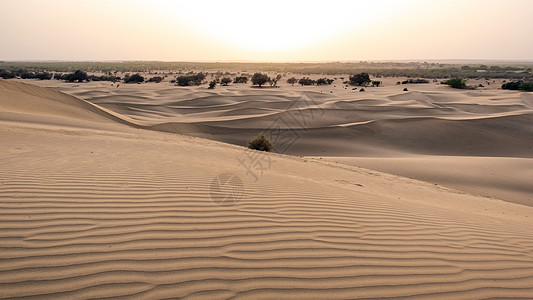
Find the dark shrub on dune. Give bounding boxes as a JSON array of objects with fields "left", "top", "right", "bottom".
[
  {"left": 0, "top": 69, "right": 15, "bottom": 79},
  {"left": 316, "top": 78, "right": 334, "bottom": 85},
  {"left": 88, "top": 75, "right": 121, "bottom": 82},
  {"left": 298, "top": 77, "right": 315, "bottom": 86},
  {"left": 247, "top": 134, "right": 273, "bottom": 152},
  {"left": 124, "top": 73, "right": 145, "bottom": 83},
  {"left": 35, "top": 72, "right": 52, "bottom": 80},
  {"left": 63, "top": 70, "right": 89, "bottom": 82},
  {"left": 147, "top": 76, "right": 163, "bottom": 83},
  {"left": 251, "top": 73, "right": 270, "bottom": 87},
  {"left": 286, "top": 77, "right": 297, "bottom": 86},
  {"left": 176, "top": 72, "right": 206, "bottom": 86},
  {"left": 502, "top": 81, "right": 533, "bottom": 91},
  {"left": 401, "top": 78, "right": 429, "bottom": 84},
  {"left": 444, "top": 78, "right": 467, "bottom": 89},
  {"left": 220, "top": 77, "right": 232, "bottom": 86},
  {"left": 208, "top": 80, "right": 217, "bottom": 89},
  {"left": 349, "top": 73, "right": 371, "bottom": 86},
  {"left": 233, "top": 76, "right": 248, "bottom": 83}
]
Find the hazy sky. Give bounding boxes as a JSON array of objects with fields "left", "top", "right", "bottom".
[{"left": 1, "top": 0, "right": 533, "bottom": 62}]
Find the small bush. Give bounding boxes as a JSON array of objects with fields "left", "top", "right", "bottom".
[
  {"left": 220, "top": 77, "right": 232, "bottom": 86},
  {"left": 0, "top": 69, "right": 15, "bottom": 79},
  {"left": 502, "top": 81, "right": 533, "bottom": 91},
  {"left": 208, "top": 80, "right": 217, "bottom": 89},
  {"left": 287, "top": 77, "right": 297, "bottom": 85},
  {"left": 444, "top": 78, "right": 467, "bottom": 89},
  {"left": 233, "top": 76, "right": 248, "bottom": 83},
  {"left": 349, "top": 73, "right": 371, "bottom": 86},
  {"left": 124, "top": 73, "right": 144, "bottom": 83},
  {"left": 298, "top": 77, "right": 315, "bottom": 86},
  {"left": 247, "top": 134, "right": 273, "bottom": 152},
  {"left": 176, "top": 72, "right": 206, "bottom": 86},
  {"left": 401, "top": 78, "right": 429, "bottom": 84},
  {"left": 520, "top": 81, "right": 533, "bottom": 91},
  {"left": 147, "top": 76, "right": 163, "bottom": 83},
  {"left": 403, "top": 87, "right": 408, "bottom": 91}
]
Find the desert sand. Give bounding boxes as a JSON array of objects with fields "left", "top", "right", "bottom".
[{"left": 1, "top": 79, "right": 533, "bottom": 299}]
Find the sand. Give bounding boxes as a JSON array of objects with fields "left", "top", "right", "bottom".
[{"left": 1, "top": 79, "right": 533, "bottom": 298}]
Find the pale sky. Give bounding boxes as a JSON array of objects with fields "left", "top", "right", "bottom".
[{"left": 1, "top": 0, "right": 532, "bottom": 62}]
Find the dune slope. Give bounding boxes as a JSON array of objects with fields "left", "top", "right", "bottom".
[{"left": 1, "top": 81, "right": 533, "bottom": 299}]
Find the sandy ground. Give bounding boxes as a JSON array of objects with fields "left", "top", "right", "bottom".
[
  {"left": 1, "top": 79, "right": 533, "bottom": 298},
  {"left": 25, "top": 78, "right": 533, "bottom": 205}
]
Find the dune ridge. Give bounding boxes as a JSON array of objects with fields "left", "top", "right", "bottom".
[{"left": 2, "top": 80, "right": 533, "bottom": 298}]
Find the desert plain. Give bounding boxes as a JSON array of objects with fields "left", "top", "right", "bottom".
[{"left": 1, "top": 75, "right": 533, "bottom": 299}]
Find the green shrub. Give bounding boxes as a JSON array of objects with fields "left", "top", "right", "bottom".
[
  {"left": 247, "top": 134, "right": 273, "bottom": 152},
  {"left": 403, "top": 87, "right": 408, "bottom": 91},
  {"left": 520, "top": 81, "right": 533, "bottom": 91},
  {"left": 444, "top": 78, "right": 467, "bottom": 89},
  {"left": 208, "top": 80, "right": 217, "bottom": 89}
]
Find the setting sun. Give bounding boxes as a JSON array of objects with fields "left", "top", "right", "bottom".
[{"left": 162, "top": 1, "right": 399, "bottom": 53}]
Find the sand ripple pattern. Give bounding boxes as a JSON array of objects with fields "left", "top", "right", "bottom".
[{"left": 2, "top": 164, "right": 533, "bottom": 299}]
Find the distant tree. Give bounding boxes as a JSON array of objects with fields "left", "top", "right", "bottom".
[
  {"left": 270, "top": 74, "right": 282, "bottom": 87},
  {"left": 444, "top": 78, "right": 467, "bottom": 89},
  {"left": 124, "top": 73, "right": 145, "bottom": 83},
  {"left": 371, "top": 80, "right": 381, "bottom": 87},
  {"left": 233, "top": 76, "right": 248, "bottom": 83},
  {"left": 287, "top": 77, "right": 297, "bottom": 86},
  {"left": 349, "top": 73, "right": 371, "bottom": 86},
  {"left": 251, "top": 72, "right": 270, "bottom": 87},
  {"left": 208, "top": 80, "right": 217, "bottom": 89},
  {"left": 220, "top": 77, "right": 232, "bottom": 86}
]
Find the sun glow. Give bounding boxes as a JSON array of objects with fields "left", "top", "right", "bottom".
[{"left": 158, "top": 0, "right": 405, "bottom": 56}]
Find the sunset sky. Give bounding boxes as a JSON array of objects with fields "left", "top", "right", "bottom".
[{"left": 1, "top": 0, "right": 533, "bottom": 62}]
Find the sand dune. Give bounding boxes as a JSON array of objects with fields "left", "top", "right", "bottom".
[
  {"left": 40, "top": 81, "right": 533, "bottom": 158},
  {"left": 2, "top": 80, "right": 533, "bottom": 298}
]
